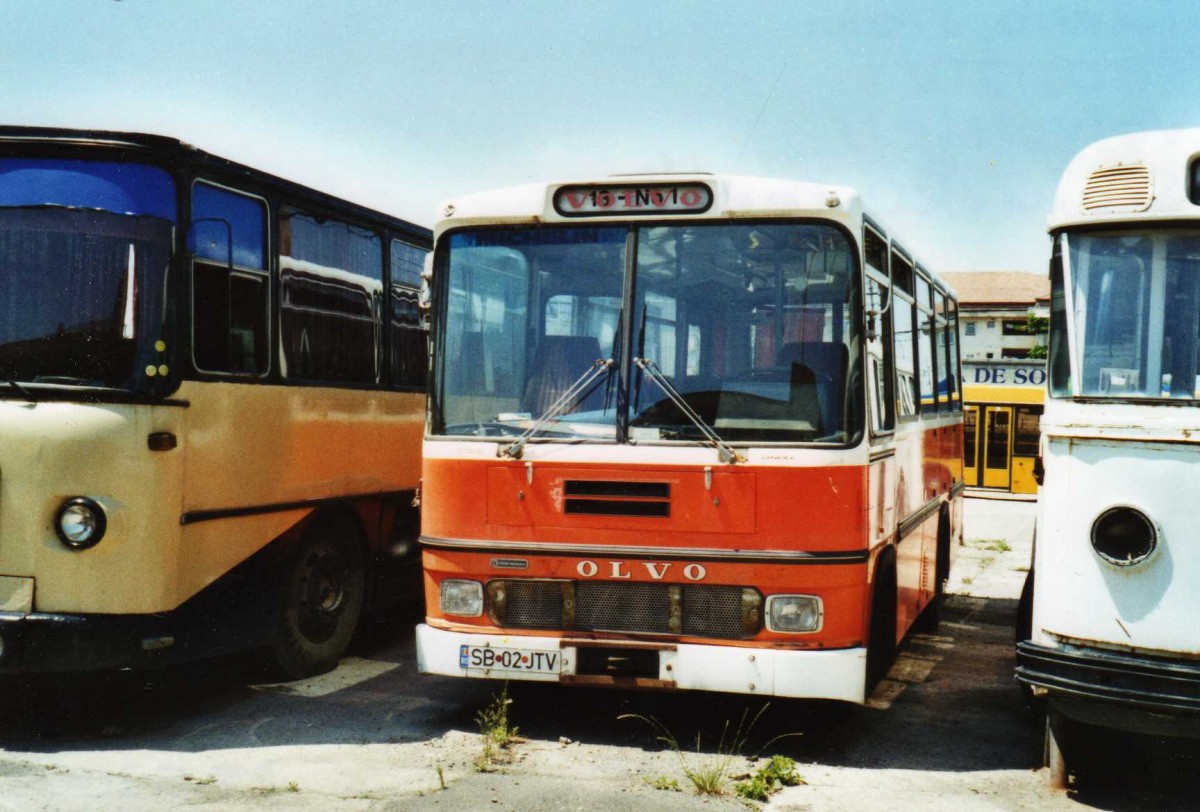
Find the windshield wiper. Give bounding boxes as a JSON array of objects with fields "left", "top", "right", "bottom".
[
  {"left": 499, "top": 358, "right": 614, "bottom": 460},
  {"left": 634, "top": 357, "right": 744, "bottom": 464},
  {"left": 3, "top": 379, "right": 36, "bottom": 402}
]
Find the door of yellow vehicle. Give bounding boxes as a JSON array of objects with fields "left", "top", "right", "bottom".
[
  {"left": 982, "top": 405, "right": 1012, "bottom": 489},
  {"left": 963, "top": 405, "right": 980, "bottom": 487}
]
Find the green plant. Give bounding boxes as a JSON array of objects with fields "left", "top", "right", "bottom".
[
  {"left": 286, "top": 782, "right": 299, "bottom": 793},
  {"left": 475, "top": 683, "right": 521, "bottom": 772},
  {"left": 649, "top": 775, "right": 682, "bottom": 792},
  {"left": 734, "top": 755, "right": 804, "bottom": 802},
  {"left": 620, "top": 704, "right": 791, "bottom": 797},
  {"left": 437, "top": 764, "right": 447, "bottom": 790},
  {"left": 984, "top": 540, "right": 1012, "bottom": 553}
]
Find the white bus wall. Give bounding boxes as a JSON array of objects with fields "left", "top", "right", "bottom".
[{"left": 1033, "top": 435, "right": 1200, "bottom": 657}]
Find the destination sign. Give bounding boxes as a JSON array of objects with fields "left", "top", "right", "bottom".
[
  {"left": 964, "top": 361, "right": 1046, "bottom": 387},
  {"left": 553, "top": 183, "right": 713, "bottom": 217}
]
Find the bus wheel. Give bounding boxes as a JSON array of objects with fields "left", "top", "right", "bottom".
[
  {"left": 865, "top": 556, "right": 897, "bottom": 695},
  {"left": 271, "top": 520, "right": 365, "bottom": 679}
]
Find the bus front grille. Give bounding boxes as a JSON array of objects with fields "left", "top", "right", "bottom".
[{"left": 490, "top": 579, "right": 758, "bottom": 639}]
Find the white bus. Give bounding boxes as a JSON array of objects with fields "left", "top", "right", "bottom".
[{"left": 1017, "top": 129, "right": 1200, "bottom": 785}]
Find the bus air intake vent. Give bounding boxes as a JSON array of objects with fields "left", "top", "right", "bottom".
[
  {"left": 563, "top": 480, "right": 670, "bottom": 518},
  {"left": 493, "top": 579, "right": 757, "bottom": 640},
  {"left": 1081, "top": 164, "right": 1153, "bottom": 213}
]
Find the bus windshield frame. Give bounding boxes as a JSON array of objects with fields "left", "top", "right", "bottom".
[
  {"left": 432, "top": 219, "right": 864, "bottom": 447},
  {"left": 1050, "top": 226, "right": 1200, "bottom": 402}
]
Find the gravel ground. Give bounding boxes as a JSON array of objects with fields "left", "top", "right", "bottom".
[{"left": 1, "top": 497, "right": 1198, "bottom": 810}]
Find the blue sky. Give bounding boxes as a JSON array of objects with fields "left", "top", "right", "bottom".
[{"left": 3, "top": 1, "right": 1197, "bottom": 275}]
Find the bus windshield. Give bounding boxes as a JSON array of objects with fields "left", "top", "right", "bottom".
[
  {"left": 1054, "top": 228, "right": 1200, "bottom": 400},
  {"left": 0, "top": 159, "right": 175, "bottom": 389},
  {"left": 435, "top": 221, "right": 860, "bottom": 444}
]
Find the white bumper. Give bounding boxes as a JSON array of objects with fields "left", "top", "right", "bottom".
[{"left": 416, "top": 624, "right": 867, "bottom": 704}]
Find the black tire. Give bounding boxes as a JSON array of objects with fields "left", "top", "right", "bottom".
[
  {"left": 865, "top": 555, "right": 898, "bottom": 697},
  {"left": 270, "top": 518, "right": 365, "bottom": 679}
]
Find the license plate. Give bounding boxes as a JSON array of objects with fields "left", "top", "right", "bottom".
[{"left": 459, "top": 645, "right": 561, "bottom": 674}]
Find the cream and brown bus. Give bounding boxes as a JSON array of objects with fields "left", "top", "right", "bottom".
[{"left": 0, "top": 126, "right": 429, "bottom": 677}]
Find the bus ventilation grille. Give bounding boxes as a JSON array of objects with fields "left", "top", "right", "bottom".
[
  {"left": 497, "top": 580, "right": 752, "bottom": 639},
  {"left": 562, "top": 480, "right": 671, "bottom": 518},
  {"left": 1081, "top": 164, "right": 1153, "bottom": 213}
]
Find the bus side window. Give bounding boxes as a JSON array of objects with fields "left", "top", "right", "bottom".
[
  {"left": 191, "top": 182, "right": 269, "bottom": 375},
  {"left": 391, "top": 239, "right": 429, "bottom": 389},
  {"left": 279, "top": 209, "right": 383, "bottom": 385},
  {"left": 864, "top": 227, "right": 894, "bottom": 433},
  {"left": 917, "top": 271, "right": 937, "bottom": 415},
  {"left": 891, "top": 249, "right": 917, "bottom": 418}
]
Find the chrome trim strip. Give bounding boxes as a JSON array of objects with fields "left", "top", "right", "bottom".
[
  {"left": 897, "top": 496, "right": 943, "bottom": 541},
  {"left": 419, "top": 535, "right": 868, "bottom": 564}
]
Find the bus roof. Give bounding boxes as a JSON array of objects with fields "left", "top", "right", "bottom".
[
  {"left": 435, "top": 173, "right": 861, "bottom": 232},
  {"left": 1049, "top": 128, "right": 1200, "bottom": 232},
  {"left": 0, "top": 125, "right": 431, "bottom": 243},
  {"left": 435, "top": 173, "right": 955, "bottom": 296}
]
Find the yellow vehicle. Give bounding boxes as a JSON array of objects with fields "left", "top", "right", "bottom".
[
  {"left": 962, "top": 360, "right": 1043, "bottom": 494},
  {"left": 0, "top": 126, "right": 430, "bottom": 677}
]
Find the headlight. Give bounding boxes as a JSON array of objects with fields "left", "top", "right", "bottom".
[
  {"left": 440, "top": 579, "right": 483, "bottom": 617},
  {"left": 765, "top": 594, "right": 823, "bottom": 633},
  {"left": 1092, "top": 506, "right": 1157, "bottom": 566},
  {"left": 55, "top": 497, "right": 107, "bottom": 550}
]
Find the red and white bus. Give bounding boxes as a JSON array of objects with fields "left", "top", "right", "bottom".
[{"left": 416, "top": 175, "right": 963, "bottom": 703}]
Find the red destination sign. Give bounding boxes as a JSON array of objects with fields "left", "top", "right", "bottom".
[{"left": 553, "top": 183, "right": 713, "bottom": 217}]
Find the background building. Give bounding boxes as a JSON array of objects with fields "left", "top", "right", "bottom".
[
  {"left": 943, "top": 271, "right": 1050, "bottom": 361},
  {"left": 944, "top": 271, "right": 1049, "bottom": 496}
]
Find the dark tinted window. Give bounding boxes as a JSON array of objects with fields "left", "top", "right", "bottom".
[
  {"left": 280, "top": 210, "right": 382, "bottom": 384},
  {"left": 191, "top": 183, "right": 269, "bottom": 375},
  {"left": 390, "top": 239, "right": 428, "bottom": 388}
]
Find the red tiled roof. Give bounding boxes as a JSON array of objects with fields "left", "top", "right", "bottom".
[{"left": 941, "top": 271, "right": 1048, "bottom": 306}]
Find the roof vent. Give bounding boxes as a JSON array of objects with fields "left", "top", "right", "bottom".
[{"left": 1081, "top": 164, "right": 1153, "bottom": 213}]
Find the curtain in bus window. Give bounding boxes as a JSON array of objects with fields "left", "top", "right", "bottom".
[
  {"left": 280, "top": 210, "right": 382, "bottom": 384},
  {"left": 0, "top": 208, "right": 171, "bottom": 385},
  {"left": 893, "top": 296, "right": 917, "bottom": 417},
  {"left": 191, "top": 184, "right": 269, "bottom": 375},
  {"left": 390, "top": 239, "right": 428, "bottom": 388}
]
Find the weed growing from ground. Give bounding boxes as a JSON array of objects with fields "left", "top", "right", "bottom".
[
  {"left": 475, "top": 683, "right": 521, "bottom": 772},
  {"left": 983, "top": 540, "right": 1012, "bottom": 553},
  {"left": 649, "top": 775, "right": 682, "bottom": 792},
  {"left": 620, "top": 704, "right": 793, "bottom": 796},
  {"left": 733, "top": 755, "right": 804, "bottom": 802}
]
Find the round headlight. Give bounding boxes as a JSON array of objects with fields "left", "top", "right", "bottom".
[
  {"left": 1091, "top": 506, "right": 1156, "bottom": 566},
  {"left": 55, "top": 497, "right": 106, "bottom": 550}
]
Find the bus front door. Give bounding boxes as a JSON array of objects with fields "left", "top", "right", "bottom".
[
  {"left": 982, "top": 405, "right": 1013, "bottom": 489},
  {"left": 964, "top": 405, "right": 980, "bottom": 487}
]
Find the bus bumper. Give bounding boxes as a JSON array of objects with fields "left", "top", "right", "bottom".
[
  {"left": 1017, "top": 641, "right": 1200, "bottom": 737},
  {"left": 0, "top": 611, "right": 180, "bottom": 674},
  {"left": 416, "top": 623, "right": 867, "bottom": 703}
]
